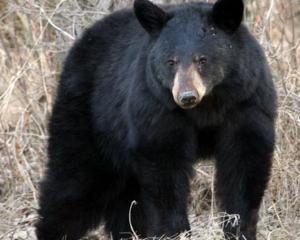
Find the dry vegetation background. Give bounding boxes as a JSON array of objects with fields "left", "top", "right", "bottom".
[{"left": 0, "top": 0, "right": 299, "bottom": 239}]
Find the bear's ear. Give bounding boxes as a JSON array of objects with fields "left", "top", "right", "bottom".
[
  {"left": 212, "top": 0, "right": 244, "bottom": 32},
  {"left": 134, "top": 0, "right": 170, "bottom": 36}
]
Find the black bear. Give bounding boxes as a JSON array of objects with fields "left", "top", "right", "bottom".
[{"left": 36, "top": 0, "right": 277, "bottom": 239}]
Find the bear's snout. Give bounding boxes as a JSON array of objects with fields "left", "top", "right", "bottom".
[
  {"left": 178, "top": 91, "right": 199, "bottom": 108},
  {"left": 172, "top": 65, "right": 206, "bottom": 109}
]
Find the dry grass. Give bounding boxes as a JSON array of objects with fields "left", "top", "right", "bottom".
[{"left": 0, "top": 0, "right": 299, "bottom": 239}]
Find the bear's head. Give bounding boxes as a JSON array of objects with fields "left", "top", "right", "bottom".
[{"left": 134, "top": 0, "right": 245, "bottom": 109}]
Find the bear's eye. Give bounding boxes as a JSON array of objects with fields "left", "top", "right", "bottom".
[
  {"left": 194, "top": 56, "right": 207, "bottom": 65},
  {"left": 167, "top": 59, "right": 178, "bottom": 67}
]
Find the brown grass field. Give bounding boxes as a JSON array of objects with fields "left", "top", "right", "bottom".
[{"left": 0, "top": 0, "right": 299, "bottom": 239}]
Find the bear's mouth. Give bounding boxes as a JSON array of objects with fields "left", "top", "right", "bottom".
[{"left": 179, "top": 102, "right": 199, "bottom": 109}]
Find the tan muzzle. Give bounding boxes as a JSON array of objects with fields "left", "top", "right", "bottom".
[{"left": 172, "top": 65, "right": 207, "bottom": 109}]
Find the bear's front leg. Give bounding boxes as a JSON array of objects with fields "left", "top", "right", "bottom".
[
  {"left": 137, "top": 154, "right": 193, "bottom": 238},
  {"left": 215, "top": 109, "right": 275, "bottom": 240}
]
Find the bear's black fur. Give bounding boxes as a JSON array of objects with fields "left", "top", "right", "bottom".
[{"left": 36, "top": 0, "right": 277, "bottom": 239}]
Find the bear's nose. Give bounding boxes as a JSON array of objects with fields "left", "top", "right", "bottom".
[{"left": 178, "top": 91, "right": 199, "bottom": 107}]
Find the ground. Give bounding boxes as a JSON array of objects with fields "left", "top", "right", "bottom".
[{"left": 0, "top": 0, "right": 299, "bottom": 239}]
